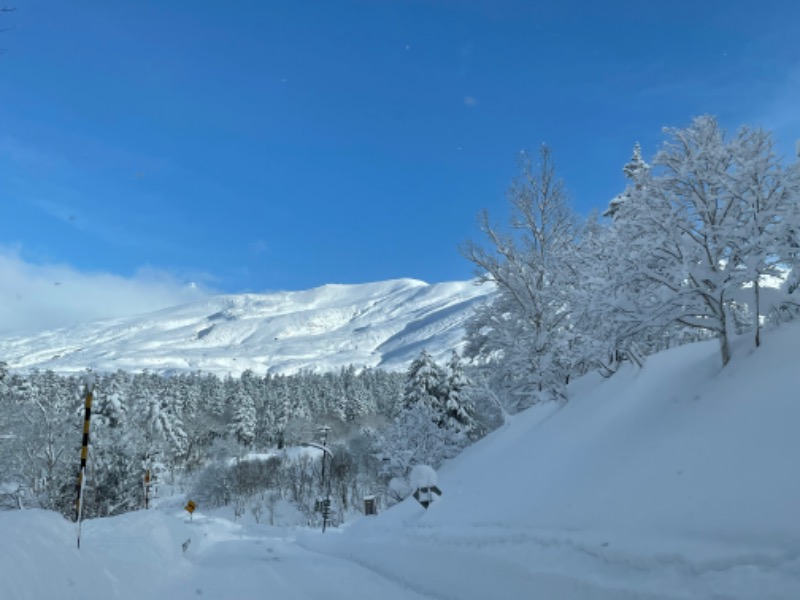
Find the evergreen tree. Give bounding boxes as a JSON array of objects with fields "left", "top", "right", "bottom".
[
  {"left": 379, "top": 402, "right": 463, "bottom": 478},
  {"left": 604, "top": 142, "right": 650, "bottom": 220},
  {"left": 229, "top": 384, "right": 256, "bottom": 450},
  {"left": 443, "top": 351, "right": 477, "bottom": 436},
  {"left": 88, "top": 372, "right": 141, "bottom": 516},
  {"left": 403, "top": 350, "right": 446, "bottom": 418}
]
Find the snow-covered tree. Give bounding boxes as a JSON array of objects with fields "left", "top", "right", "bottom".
[
  {"left": 612, "top": 116, "right": 800, "bottom": 366},
  {"left": 604, "top": 142, "right": 650, "bottom": 220},
  {"left": 562, "top": 212, "right": 644, "bottom": 377},
  {"left": 402, "top": 350, "right": 445, "bottom": 415},
  {"left": 779, "top": 162, "right": 800, "bottom": 314},
  {"left": 87, "top": 372, "right": 143, "bottom": 516},
  {"left": 271, "top": 376, "right": 292, "bottom": 449},
  {"left": 378, "top": 402, "right": 463, "bottom": 478},
  {"left": 13, "top": 370, "right": 79, "bottom": 512},
  {"left": 341, "top": 365, "right": 374, "bottom": 422},
  {"left": 442, "top": 351, "right": 477, "bottom": 436},
  {"left": 462, "top": 146, "right": 578, "bottom": 407},
  {"left": 229, "top": 384, "right": 256, "bottom": 450},
  {"left": 725, "top": 126, "right": 800, "bottom": 343},
  {"left": 130, "top": 372, "right": 187, "bottom": 474},
  {"left": 377, "top": 351, "right": 475, "bottom": 480}
]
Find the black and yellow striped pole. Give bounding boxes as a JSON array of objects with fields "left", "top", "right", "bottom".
[{"left": 75, "top": 377, "right": 95, "bottom": 549}]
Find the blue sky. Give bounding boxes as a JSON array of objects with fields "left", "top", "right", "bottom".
[{"left": 1, "top": 0, "right": 799, "bottom": 331}]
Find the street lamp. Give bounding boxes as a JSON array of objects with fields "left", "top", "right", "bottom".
[{"left": 302, "top": 425, "right": 333, "bottom": 532}]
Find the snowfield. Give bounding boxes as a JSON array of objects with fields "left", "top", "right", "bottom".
[
  {"left": 3, "top": 322, "right": 800, "bottom": 599},
  {"left": 0, "top": 279, "right": 493, "bottom": 376}
]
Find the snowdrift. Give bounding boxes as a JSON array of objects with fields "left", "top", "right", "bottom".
[{"left": 0, "top": 508, "right": 192, "bottom": 600}]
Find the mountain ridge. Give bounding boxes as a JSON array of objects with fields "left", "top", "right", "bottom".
[{"left": 0, "top": 278, "right": 494, "bottom": 376}]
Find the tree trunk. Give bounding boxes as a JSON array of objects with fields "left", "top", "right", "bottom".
[
  {"left": 719, "top": 299, "right": 732, "bottom": 367},
  {"left": 754, "top": 278, "right": 761, "bottom": 348}
]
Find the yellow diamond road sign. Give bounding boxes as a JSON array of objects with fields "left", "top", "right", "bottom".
[{"left": 185, "top": 500, "right": 196, "bottom": 514}]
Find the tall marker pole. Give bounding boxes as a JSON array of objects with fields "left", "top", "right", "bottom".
[{"left": 75, "top": 375, "right": 95, "bottom": 549}]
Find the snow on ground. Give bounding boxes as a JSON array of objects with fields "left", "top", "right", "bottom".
[
  {"left": 0, "top": 508, "right": 432, "bottom": 600},
  {"left": 0, "top": 508, "right": 191, "bottom": 600},
  {"left": 2, "top": 324, "right": 800, "bottom": 599},
  {"left": 300, "top": 324, "right": 800, "bottom": 599}
]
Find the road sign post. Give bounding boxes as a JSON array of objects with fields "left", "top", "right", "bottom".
[{"left": 185, "top": 499, "right": 196, "bottom": 522}]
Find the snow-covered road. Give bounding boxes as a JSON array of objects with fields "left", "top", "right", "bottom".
[
  {"left": 4, "top": 507, "right": 797, "bottom": 600},
  {"left": 154, "top": 518, "right": 431, "bottom": 600},
  {"left": 143, "top": 515, "right": 683, "bottom": 600}
]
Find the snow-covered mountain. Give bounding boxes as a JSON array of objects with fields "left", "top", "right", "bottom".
[{"left": 0, "top": 278, "right": 494, "bottom": 376}]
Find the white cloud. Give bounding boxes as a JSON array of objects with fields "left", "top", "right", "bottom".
[{"left": 0, "top": 247, "right": 210, "bottom": 336}]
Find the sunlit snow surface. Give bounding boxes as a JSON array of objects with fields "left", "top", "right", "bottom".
[
  {"left": 3, "top": 323, "right": 800, "bottom": 599},
  {"left": 0, "top": 279, "right": 493, "bottom": 375}
]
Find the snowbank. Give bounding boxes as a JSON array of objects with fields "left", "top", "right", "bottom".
[{"left": 0, "top": 508, "right": 192, "bottom": 600}]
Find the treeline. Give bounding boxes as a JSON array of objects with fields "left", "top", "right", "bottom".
[
  {"left": 0, "top": 352, "right": 483, "bottom": 522},
  {"left": 0, "top": 365, "right": 405, "bottom": 517}
]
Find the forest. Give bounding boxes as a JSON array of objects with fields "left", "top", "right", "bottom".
[{"left": 0, "top": 350, "right": 480, "bottom": 524}]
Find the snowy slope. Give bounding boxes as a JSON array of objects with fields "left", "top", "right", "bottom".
[
  {"left": 302, "top": 324, "right": 800, "bottom": 599},
  {"left": 0, "top": 279, "right": 493, "bottom": 375},
  {"left": 3, "top": 324, "right": 799, "bottom": 599}
]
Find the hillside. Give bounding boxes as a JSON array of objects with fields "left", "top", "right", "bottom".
[
  {"left": 3, "top": 322, "right": 799, "bottom": 599},
  {"left": 302, "top": 322, "right": 800, "bottom": 599},
  {"left": 0, "top": 278, "right": 493, "bottom": 376}
]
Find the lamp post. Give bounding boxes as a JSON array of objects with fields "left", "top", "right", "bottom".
[{"left": 303, "top": 425, "right": 333, "bottom": 532}]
